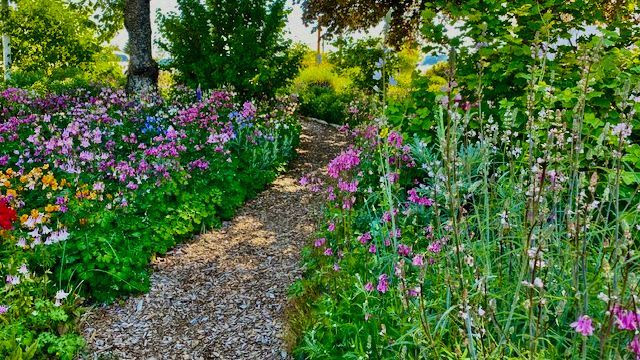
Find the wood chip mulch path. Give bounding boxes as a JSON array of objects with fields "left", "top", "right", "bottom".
[{"left": 80, "top": 119, "right": 346, "bottom": 359}]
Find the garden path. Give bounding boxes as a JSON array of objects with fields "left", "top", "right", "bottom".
[{"left": 80, "top": 119, "right": 346, "bottom": 359}]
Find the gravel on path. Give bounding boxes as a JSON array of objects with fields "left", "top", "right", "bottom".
[{"left": 80, "top": 119, "right": 346, "bottom": 359}]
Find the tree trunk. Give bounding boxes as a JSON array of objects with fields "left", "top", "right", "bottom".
[
  {"left": 2, "top": 0, "right": 11, "bottom": 81},
  {"left": 124, "top": 0, "right": 158, "bottom": 93}
]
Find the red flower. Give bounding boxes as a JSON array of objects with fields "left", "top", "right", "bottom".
[{"left": 0, "top": 198, "right": 17, "bottom": 230}]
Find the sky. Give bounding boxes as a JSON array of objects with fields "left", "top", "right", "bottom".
[{"left": 111, "top": 0, "right": 383, "bottom": 57}]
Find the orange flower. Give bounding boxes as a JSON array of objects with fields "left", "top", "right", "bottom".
[{"left": 45, "top": 204, "right": 60, "bottom": 213}]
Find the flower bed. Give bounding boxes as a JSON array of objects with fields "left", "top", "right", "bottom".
[
  {"left": 0, "top": 87, "right": 300, "bottom": 358},
  {"left": 294, "top": 95, "right": 639, "bottom": 358}
]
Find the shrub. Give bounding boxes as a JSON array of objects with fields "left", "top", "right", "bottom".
[{"left": 157, "top": 0, "right": 304, "bottom": 99}]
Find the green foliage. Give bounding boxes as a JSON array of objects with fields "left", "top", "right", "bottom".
[
  {"left": 1, "top": 0, "right": 125, "bottom": 92},
  {"left": 157, "top": 0, "right": 304, "bottom": 99},
  {"left": 4, "top": 0, "right": 100, "bottom": 75}
]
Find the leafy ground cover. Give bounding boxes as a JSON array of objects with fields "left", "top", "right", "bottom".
[{"left": 0, "top": 87, "right": 300, "bottom": 358}]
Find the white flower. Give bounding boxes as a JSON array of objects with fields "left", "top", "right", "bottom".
[
  {"left": 533, "top": 277, "right": 544, "bottom": 289},
  {"left": 55, "top": 289, "right": 69, "bottom": 301}
]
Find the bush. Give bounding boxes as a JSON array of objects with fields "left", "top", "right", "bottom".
[{"left": 157, "top": 0, "right": 304, "bottom": 99}]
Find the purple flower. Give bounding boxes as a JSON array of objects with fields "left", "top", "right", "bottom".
[
  {"left": 412, "top": 255, "right": 425, "bottom": 267},
  {"left": 570, "top": 315, "right": 594, "bottom": 336},
  {"left": 364, "top": 282, "right": 374, "bottom": 292},
  {"left": 397, "top": 243, "right": 411, "bottom": 256},
  {"left": 358, "top": 232, "right": 372, "bottom": 244},
  {"left": 369, "top": 244, "right": 377, "bottom": 253},
  {"left": 377, "top": 274, "right": 389, "bottom": 293},
  {"left": 0, "top": 305, "right": 8, "bottom": 314},
  {"left": 323, "top": 248, "right": 333, "bottom": 256}
]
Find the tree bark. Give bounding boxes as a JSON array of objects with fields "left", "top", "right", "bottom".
[
  {"left": 124, "top": 0, "right": 158, "bottom": 93},
  {"left": 2, "top": 0, "right": 11, "bottom": 81}
]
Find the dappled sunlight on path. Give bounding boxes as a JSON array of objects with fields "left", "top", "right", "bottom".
[{"left": 80, "top": 119, "right": 346, "bottom": 359}]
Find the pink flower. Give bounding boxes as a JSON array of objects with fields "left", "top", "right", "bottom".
[
  {"left": 397, "top": 244, "right": 411, "bottom": 256},
  {"left": 323, "top": 248, "right": 333, "bottom": 256},
  {"left": 358, "top": 232, "right": 372, "bottom": 244},
  {"left": 328, "top": 222, "right": 335, "bottom": 232},
  {"left": 387, "top": 131, "right": 403, "bottom": 148},
  {"left": 570, "top": 315, "right": 595, "bottom": 336},
  {"left": 369, "top": 244, "right": 377, "bottom": 253},
  {"left": 377, "top": 274, "right": 389, "bottom": 293},
  {"left": 333, "top": 263, "right": 340, "bottom": 271},
  {"left": 412, "top": 255, "right": 424, "bottom": 267},
  {"left": 428, "top": 240, "right": 443, "bottom": 254},
  {"left": 408, "top": 286, "right": 421, "bottom": 297},
  {"left": 314, "top": 238, "right": 326, "bottom": 248},
  {"left": 364, "top": 282, "right": 374, "bottom": 292},
  {"left": 327, "top": 148, "right": 360, "bottom": 178},
  {"left": 615, "top": 307, "right": 640, "bottom": 331}
]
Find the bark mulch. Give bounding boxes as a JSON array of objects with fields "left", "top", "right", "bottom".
[{"left": 80, "top": 119, "right": 346, "bottom": 359}]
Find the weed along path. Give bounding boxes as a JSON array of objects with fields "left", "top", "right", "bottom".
[{"left": 80, "top": 119, "right": 346, "bottom": 359}]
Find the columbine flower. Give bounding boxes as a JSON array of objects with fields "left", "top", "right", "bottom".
[
  {"left": 18, "top": 264, "right": 28, "bottom": 275},
  {"left": 408, "top": 286, "right": 421, "bottom": 297},
  {"left": 397, "top": 243, "right": 411, "bottom": 256},
  {"left": 570, "top": 315, "right": 595, "bottom": 336},
  {"left": 614, "top": 307, "right": 640, "bottom": 331},
  {"left": 358, "top": 232, "right": 372, "bottom": 244},
  {"left": 364, "top": 282, "right": 374, "bottom": 292},
  {"left": 377, "top": 274, "right": 389, "bottom": 293}
]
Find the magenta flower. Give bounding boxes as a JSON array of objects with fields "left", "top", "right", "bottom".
[
  {"left": 364, "top": 282, "right": 374, "bottom": 292},
  {"left": 358, "top": 232, "right": 372, "bottom": 244},
  {"left": 314, "top": 238, "right": 326, "bottom": 248},
  {"left": 323, "top": 248, "right": 333, "bottom": 256},
  {"left": 397, "top": 244, "right": 411, "bottom": 256},
  {"left": 377, "top": 274, "right": 389, "bottom": 293},
  {"left": 328, "top": 222, "right": 335, "bottom": 232},
  {"left": 570, "top": 315, "right": 595, "bottom": 336},
  {"left": 0, "top": 305, "right": 7, "bottom": 314},
  {"left": 614, "top": 307, "right": 640, "bottom": 331},
  {"left": 369, "top": 244, "right": 377, "bottom": 253},
  {"left": 412, "top": 255, "right": 425, "bottom": 267}
]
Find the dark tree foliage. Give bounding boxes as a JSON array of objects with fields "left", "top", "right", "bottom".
[
  {"left": 158, "top": 0, "right": 304, "bottom": 99},
  {"left": 297, "top": 0, "right": 425, "bottom": 46}
]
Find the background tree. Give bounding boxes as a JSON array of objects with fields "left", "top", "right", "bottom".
[
  {"left": 4, "top": 0, "right": 101, "bottom": 75},
  {"left": 158, "top": 0, "right": 303, "bottom": 99},
  {"left": 296, "top": 0, "right": 424, "bottom": 46}
]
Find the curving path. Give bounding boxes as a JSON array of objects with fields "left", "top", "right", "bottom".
[{"left": 80, "top": 119, "right": 346, "bottom": 359}]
